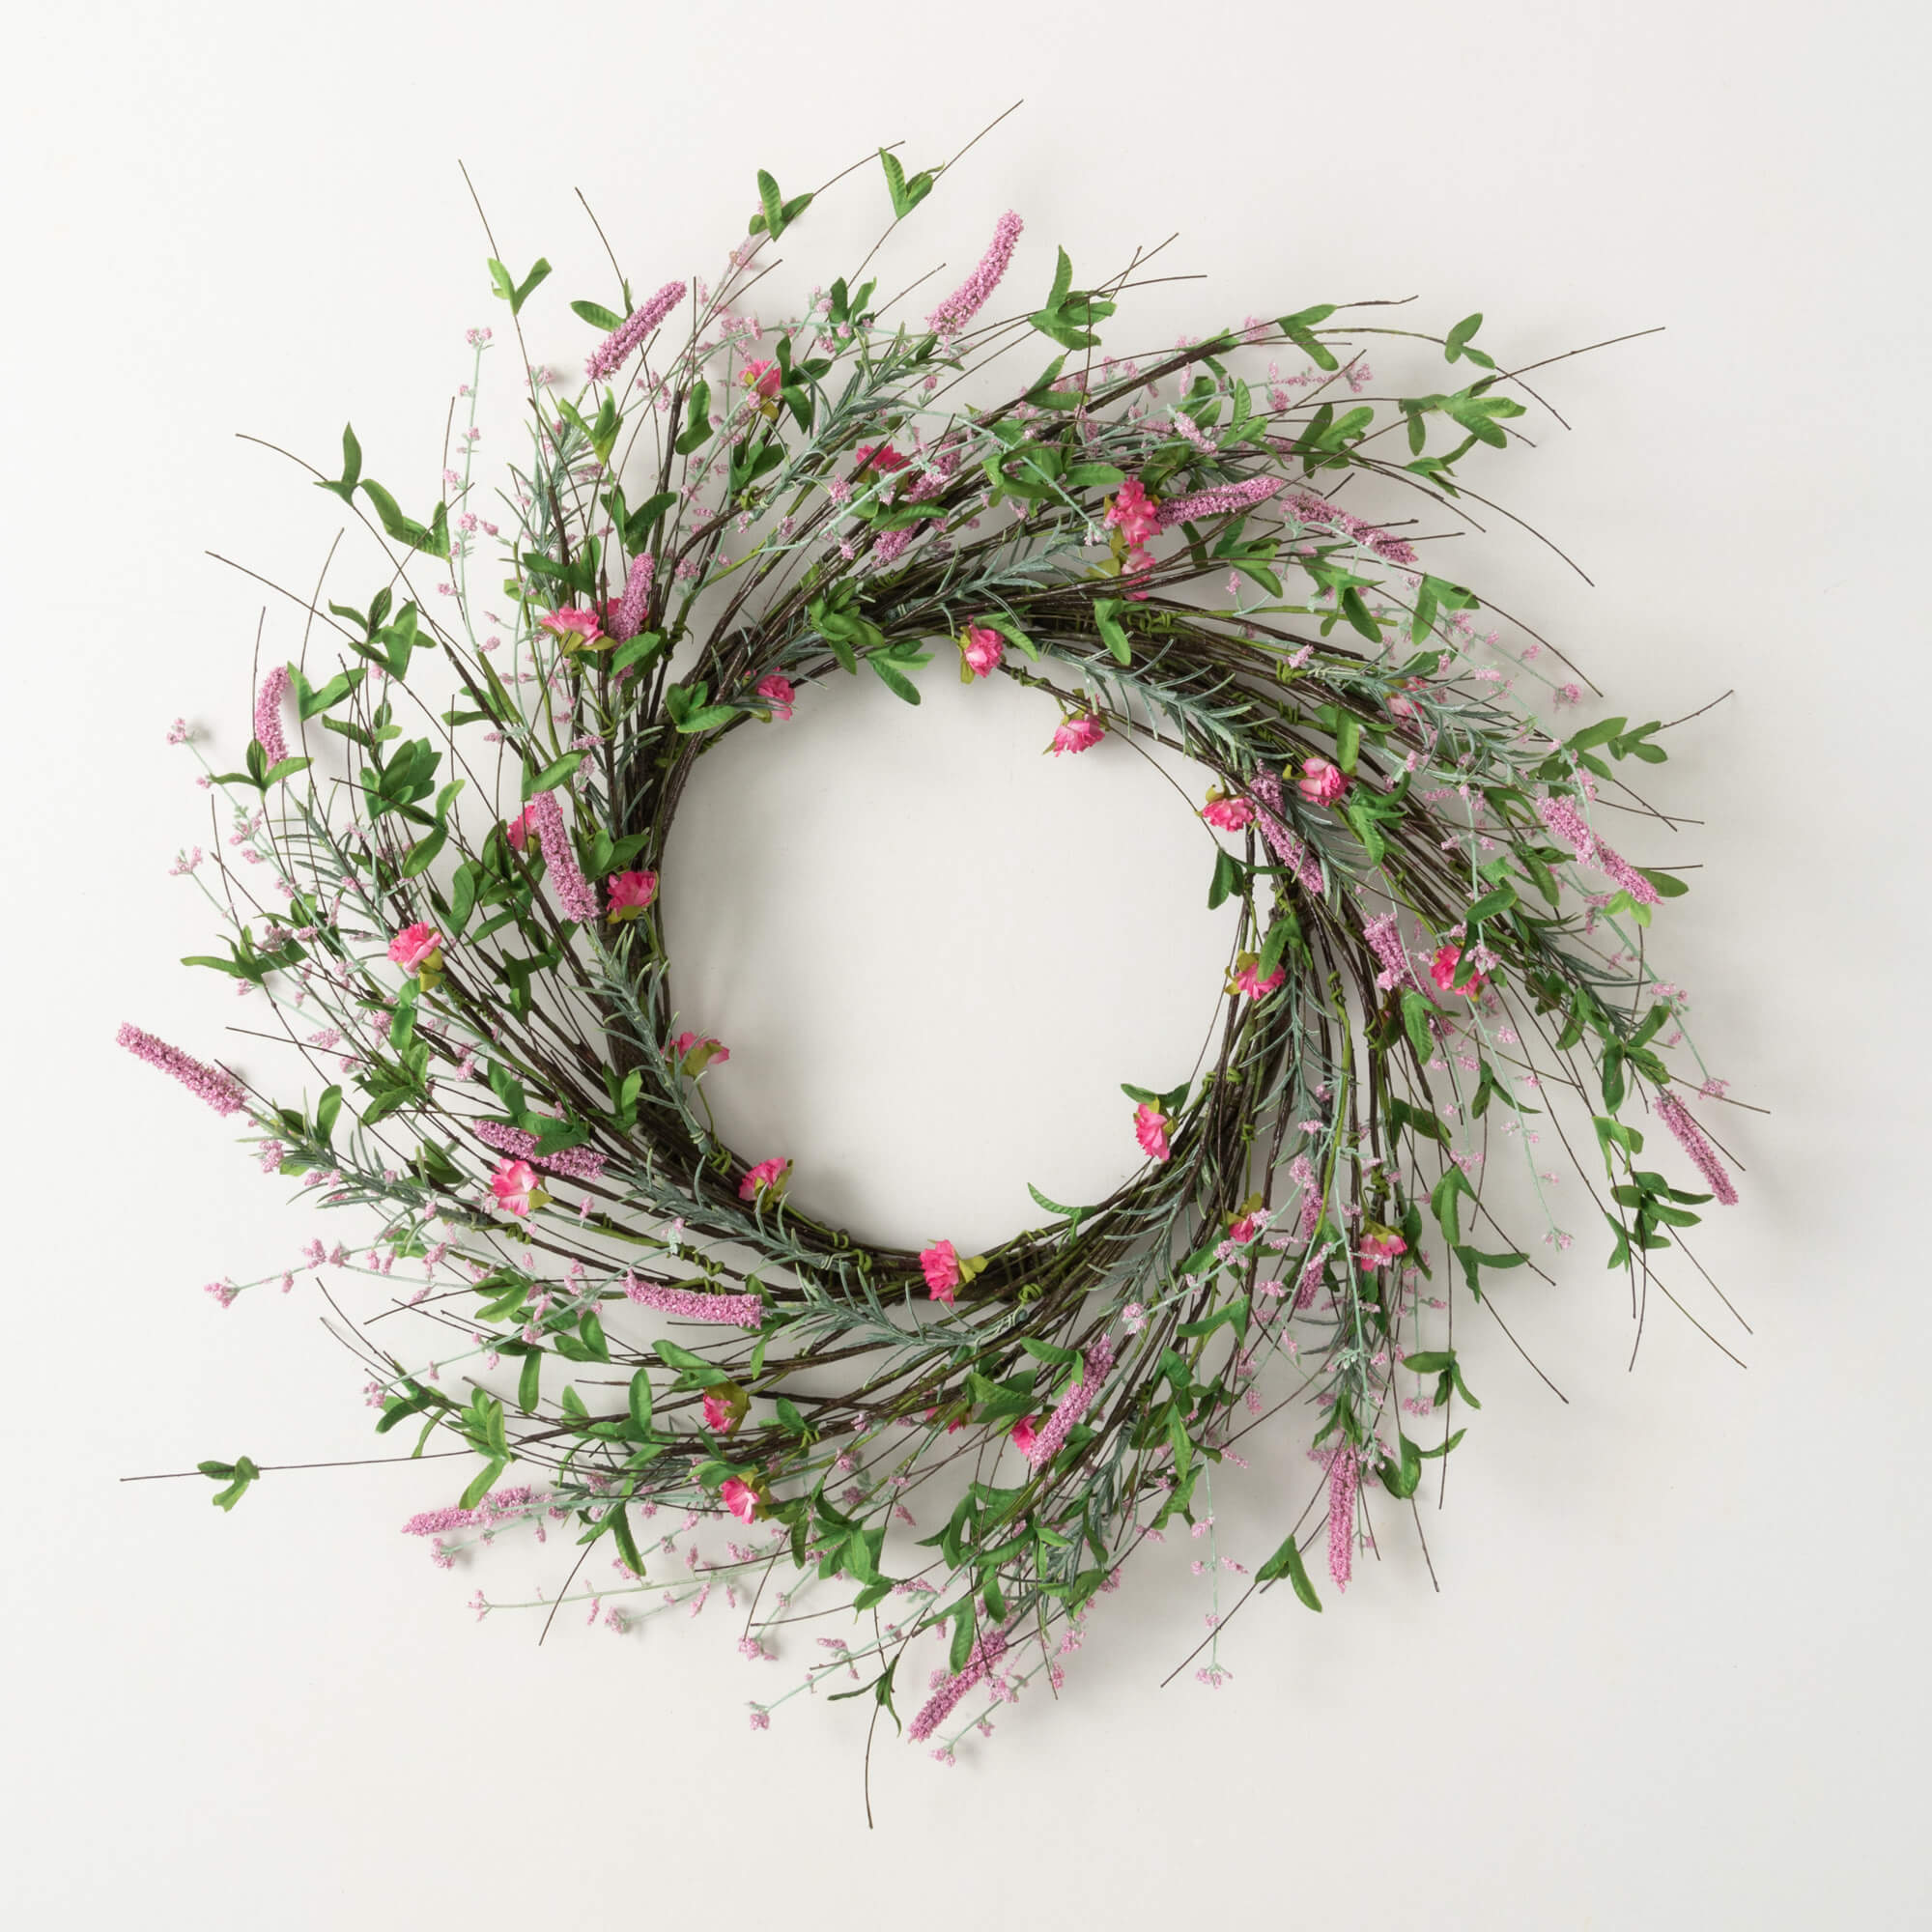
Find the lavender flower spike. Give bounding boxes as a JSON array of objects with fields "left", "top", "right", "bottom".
[
  {"left": 118, "top": 1023, "right": 247, "bottom": 1117},
  {"left": 253, "top": 664, "right": 290, "bottom": 766},
  {"left": 1536, "top": 795, "right": 1659, "bottom": 905},
  {"left": 526, "top": 789, "right": 600, "bottom": 923},
  {"left": 585, "top": 280, "right": 688, "bottom": 383},
  {"left": 926, "top": 211, "right": 1023, "bottom": 335},
  {"left": 623, "top": 1274, "right": 763, "bottom": 1329},
  {"left": 1023, "top": 1335, "right": 1117, "bottom": 1468},
  {"left": 607, "top": 552, "right": 655, "bottom": 641},
  {"left": 1155, "top": 476, "right": 1284, "bottom": 528},
  {"left": 907, "top": 1627, "right": 1009, "bottom": 1742},
  {"left": 1655, "top": 1092, "right": 1740, "bottom": 1206}
]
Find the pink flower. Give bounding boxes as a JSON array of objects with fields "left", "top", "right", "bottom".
[
  {"left": 1431, "top": 944, "right": 1485, "bottom": 997},
  {"left": 584, "top": 279, "right": 687, "bottom": 383},
  {"left": 701, "top": 1386, "right": 747, "bottom": 1435},
  {"left": 607, "top": 869, "right": 659, "bottom": 923},
  {"left": 1202, "top": 792, "right": 1256, "bottom": 831},
  {"left": 387, "top": 922, "right": 443, "bottom": 976},
  {"left": 721, "top": 1477, "right": 760, "bottom": 1524},
  {"left": 1104, "top": 477, "right": 1162, "bottom": 549},
  {"left": 1297, "top": 756, "right": 1349, "bottom": 806},
  {"left": 1134, "top": 1102, "right": 1172, "bottom": 1163},
  {"left": 741, "top": 357, "right": 781, "bottom": 401},
  {"left": 503, "top": 805, "right": 538, "bottom": 853},
  {"left": 1357, "top": 1229, "right": 1407, "bottom": 1268},
  {"left": 538, "top": 606, "right": 604, "bottom": 646},
  {"left": 921, "top": 1240, "right": 961, "bottom": 1305},
  {"left": 739, "top": 1157, "right": 791, "bottom": 1203},
  {"left": 960, "top": 624, "right": 1005, "bottom": 678},
  {"left": 853, "top": 442, "right": 909, "bottom": 480},
  {"left": 1051, "top": 715, "right": 1106, "bottom": 756},
  {"left": 1009, "top": 1415, "right": 1039, "bottom": 1459},
  {"left": 1229, "top": 954, "right": 1286, "bottom": 1001},
  {"left": 1227, "top": 1214, "right": 1260, "bottom": 1245},
  {"left": 489, "top": 1159, "right": 544, "bottom": 1217},
  {"left": 671, "top": 1031, "right": 729, "bottom": 1074},
  {"left": 755, "top": 672, "right": 795, "bottom": 720}
]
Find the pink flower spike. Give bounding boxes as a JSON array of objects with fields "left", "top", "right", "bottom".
[
  {"left": 606, "top": 869, "right": 659, "bottom": 923},
  {"left": 117, "top": 1023, "right": 246, "bottom": 1117},
  {"left": 585, "top": 279, "right": 688, "bottom": 383},
  {"left": 739, "top": 1158, "right": 791, "bottom": 1204},
  {"left": 921, "top": 1240, "right": 961, "bottom": 1305},
  {"left": 721, "top": 1477, "right": 760, "bottom": 1524},
  {"left": 1051, "top": 715, "right": 1106, "bottom": 756},
  {"left": 1297, "top": 755, "right": 1350, "bottom": 807},
  {"left": 489, "top": 1158, "right": 545, "bottom": 1218},
  {"left": 926, "top": 211, "right": 1024, "bottom": 335},
  {"left": 253, "top": 665, "right": 291, "bottom": 767},
  {"left": 1134, "top": 1102, "right": 1172, "bottom": 1163},
  {"left": 387, "top": 922, "right": 444, "bottom": 977},
  {"left": 1202, "top": 792, "right": 1256, "bottom": 831},
  {"left": 959, "top": 624, "right": 1005, "bottom": 679},
  {"left": 526, "top": 790, "right": 600, "bottom": 923},
  {"left": 1655, "top": 1092, "right": 1740, "bottom": 1206},
  {"left": 755, "top": 672, "right": 795, "bottom": 721},
  {"left": 605, "top": 552, "right": 655, "bottom": 642}
]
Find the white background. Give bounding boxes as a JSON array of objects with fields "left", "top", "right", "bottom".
[{"left": 6, "top": 2, "right": 1928, "bottom": 1925}]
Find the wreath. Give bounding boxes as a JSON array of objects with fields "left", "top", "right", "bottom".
[{"left": 128, "top": 129, "right": 1747, "bottom": 1767}]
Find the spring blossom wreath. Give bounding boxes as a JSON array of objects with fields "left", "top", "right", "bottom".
[{"left": 128, "top": 134, "right": 1748, "bottom": 1766}]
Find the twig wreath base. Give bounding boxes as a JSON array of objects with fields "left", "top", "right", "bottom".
[{"left": 128, "top": 127, "right": 1748, "bottom": 1766}]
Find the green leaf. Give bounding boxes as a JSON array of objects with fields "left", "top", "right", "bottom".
[
  {"left": 315, "top": 1085, "right": 342, "bottom": 1142},
  {"left": 1094, "top": 598, "right": 1131, "bottom": 666},
  {"left": 521, "top": 751, "right": 583, "bottom": 799},
  {"left": 1208, "top": 849, "right": 1243, "bottom": 910},
  {"left": 315, "top": 423, "right": 362, "bottom": 504},
  {"left": 458, "top": 1458, "right": 507, "bottom": 1511},
  {"left": 517, "top": 1349, "right": 542, "bottom": 1415},
  {"left": 1401, "top": 988, "right": 1436, "bottom": 1064},
  {"left": 1256, "top": 1530, "right": 1322, "bottom": 1609},
  {"left": 869, "top": 656, "right": 922, "bottom": 704},
  {"left": 627, "top": 1369, "right": 654, "bottom": 1436},
  {"left": 572, "top": 298, "right": 624, "bottom": 330}
]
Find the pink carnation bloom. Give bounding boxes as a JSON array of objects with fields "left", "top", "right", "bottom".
[
  {"left": 960, "top": 625, "right": 1005, "bottom": 678},
  {"left": 1357, "top": 1230, "right": 1407, "bottom": 1268},
  {"left": 742, "top": 357, "right": 781, "bottom": 400},
  {"left": 721, "top": 1477, "right": 760, "bottom": 1524},
  {"left": 1298, "top": 756, "right": 1350, "bottom": 806},
  {"left": 921, "top": 1240, "right": 961, "bottom": 1305},
  {"left": 671, "top": 1031, "right": 729, "bottom": 1074},
  {"left": 1227, "top": 1214, "right": 1260, "bottom": 1245},
  {"left": 701, "top": 1388, "right": 745, "bottom": 1435},
  {"left": 755, "top": 672, "right": 795, "bottom": 721},
  {"left": 1202, "top": 793, "right": 1256, "bottom": 831},
  {"left": 387, "top": 922, "right": 443, "bottom": 975},
  {"left": 1051, "top": 715, "right": 1106, "bottom": 756},
  {"left": 1009, "top": 1415, "right": 1039, "bottom": 1459},
  {"left": 1103, "top": 476, "right": 1161, "bottom": 549},
  {"left": 607, "top": 869, "right": 659, "bottom": 923},
  {"left": 538, "top": 605, "right": 604, "bottom": 645},
  {"left": 503, "top": 805, "right": 539, "bottom": 853},
  {"left": 1431, "top": 944, "right": 1486, "bottom": 996},
  {"left": 490, "top": 1158, "right": 544, "bottom": 1217},
  {"left": 1230, "top": 956, "right": 1286, "bottom": 1001},
  {"left": 1134, "top": 1102, "right": 1172, "bottom": 1163},
  {"left": 853, "top": 442, "right": 909, "bottom": 479},
  {"left": 740, "top": 1157, "right": 791, "bottom": 1203}
]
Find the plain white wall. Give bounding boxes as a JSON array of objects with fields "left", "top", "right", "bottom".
[{"left": 5, "top": 1, "right": 1927, "bottom": 1925}]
